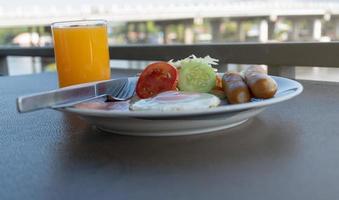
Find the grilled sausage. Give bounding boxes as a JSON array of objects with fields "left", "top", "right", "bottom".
[
  {"left": 222, "top": 72, "right": 251, "bottom": 104},
  {"left": 243, "top": 66, "right": 277, "bottom": 99}
]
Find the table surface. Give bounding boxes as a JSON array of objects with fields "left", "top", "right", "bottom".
[{"left": 1, "top": 70, "right": 339, "bottom": 200}]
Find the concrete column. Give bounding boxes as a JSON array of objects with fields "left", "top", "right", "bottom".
[
  {"left": 32, "top": 57, "right": 42, "bottom": 74},
  {"left": 143, "top": 22, "right": 149, "bottom": 43},
  {"left": 0, "top": 57, "right": 8, "bottom": 76},
  {"left": 313, "top": 19, "right": 322, "bottom": 41},
  {"left": 135, "top": 22, "right": 142, "bottom": 43},
  {"left": 28, "top": 27, "right": 34, "bottom": 46},
  {"left": 159, "top": 23, "right": 168, "bottom": 44},
  {"left": 135, "top": 22, "right": 148, "bottom": 43},
  {"left": 291, "top": 19, "right": 300, "bottom": 41},
  {"left": 236, "top": 20, "right": 246, "bottom": 42},
  {"left": 259, "top": 19, "right": 268, "bottom": 42},
  {"left": 184, "top": 22, "right": 194, "bottom": 44},
  {"left": 125, "top": 22, "right": 132, "bottom": 43},
  {"left": 210, "top": 18, "right": 223, "bottom": 43},
  {"left": 268, "top": 20, "right": 276, "bottom": 41},
  {"left": 335, "top": 19, "right": 339, "bottom": 40}
]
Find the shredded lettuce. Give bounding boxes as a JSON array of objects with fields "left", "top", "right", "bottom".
[{"left": 169, "top": 55, "right": 219, "bottom": 70}]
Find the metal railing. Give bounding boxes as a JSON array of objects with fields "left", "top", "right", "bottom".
[{"left": 1, "top": 42, "right": 339, "bottom": 77}]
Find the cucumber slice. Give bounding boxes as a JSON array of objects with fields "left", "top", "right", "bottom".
[{"left": 178, "top": 60, "right": 216, "bottom": 92}]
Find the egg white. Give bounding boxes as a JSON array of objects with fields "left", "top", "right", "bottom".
[{"left": 130, "top": 91, "right": 220, "bottom": 112}]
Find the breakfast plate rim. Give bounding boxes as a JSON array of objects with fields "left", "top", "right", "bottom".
[{"left": 60, "top": 76, "right": 303, "bottom": 118}]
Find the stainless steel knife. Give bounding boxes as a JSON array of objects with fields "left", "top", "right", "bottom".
[{"left": 16, "top": 78, "right": 128, "bottom": 113}]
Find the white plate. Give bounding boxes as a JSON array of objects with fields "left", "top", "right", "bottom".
[{"left": 60, "top": 76, "right": 303, "bottom": 136}]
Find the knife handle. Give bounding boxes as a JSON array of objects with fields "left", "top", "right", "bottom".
[{"left": 17, "top": 84, "right": 96, "bottom": 113}]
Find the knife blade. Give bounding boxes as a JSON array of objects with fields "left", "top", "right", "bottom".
[{"left": 16, "top": 78, "right": 128, "bottom": 113}]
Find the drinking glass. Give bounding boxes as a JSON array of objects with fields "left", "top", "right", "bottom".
[{"left": 52, "top": 20, "right": 110, "bottom": 87}]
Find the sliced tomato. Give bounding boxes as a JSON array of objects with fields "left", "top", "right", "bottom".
[
  {"left": 211, "top": 75, "right": 226, "bottom": 99},
  {"left": 216, "top": 74, "right": 223, "bottom": 88},
  {"left": 136, "top": 62, "right": 178, "bottom": 99}
]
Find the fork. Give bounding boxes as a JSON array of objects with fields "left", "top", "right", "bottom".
[
  {"left": 105, "top": 78, "right": 137, "bottom": 102},
  {"left": 68, "top": 77, "right": 137, "bottom": 105}
]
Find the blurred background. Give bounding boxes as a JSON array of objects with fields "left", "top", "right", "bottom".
[{"left": 1, "top": 0, "right": 339, "bottom": 81}]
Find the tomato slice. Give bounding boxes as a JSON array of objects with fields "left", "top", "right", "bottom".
[
  {"left": 215, "top": 74, "right": 223, "bottom": 88},
  {"left": 136, "top": 62, "right": 178, "bottom": 99}
]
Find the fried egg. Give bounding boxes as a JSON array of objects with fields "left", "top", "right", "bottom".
[{"left": 130, "top": 91, "right": 220, "bottom": 112}]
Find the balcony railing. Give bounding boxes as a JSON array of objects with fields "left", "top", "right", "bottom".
[{"left": 1, "top": 42, "right": 339, "bottom": 77}]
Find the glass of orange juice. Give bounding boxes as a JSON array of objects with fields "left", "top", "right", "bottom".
[{"left": 51, "top": 20, "right": 110, "bottom": 87}]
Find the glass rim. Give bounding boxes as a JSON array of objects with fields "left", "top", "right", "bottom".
[{"left": 51, "top": 19, "right": 107, "bottom": 28}]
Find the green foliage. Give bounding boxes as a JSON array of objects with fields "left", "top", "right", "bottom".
[
  {"left": 0, "top": 27, "right": 29, "bottom": 45},
  {"left": 223, "top": 21, "right": 238, "bottom": 41},
  {"left": 146, "top": 21, "right": 159, "bottom": 33}
]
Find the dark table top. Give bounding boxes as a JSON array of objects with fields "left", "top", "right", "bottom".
[{"left": 1, "top": 70, "right": 339, "bottom": 200}]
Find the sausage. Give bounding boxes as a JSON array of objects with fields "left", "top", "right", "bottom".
[
  {"left": 243, "top": 66, "right": 277, "bottom": 99},
  {"left": 222, "top": 72, "right": 251, "bottom": 104}
]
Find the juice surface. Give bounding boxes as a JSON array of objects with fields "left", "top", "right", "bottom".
[{"left": 53, "top": 26, "right": 110, "bottom": 87}]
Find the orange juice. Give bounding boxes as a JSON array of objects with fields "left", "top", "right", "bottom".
[{"left": 52, "top": 20, "right": 110, "bottom": 87}]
